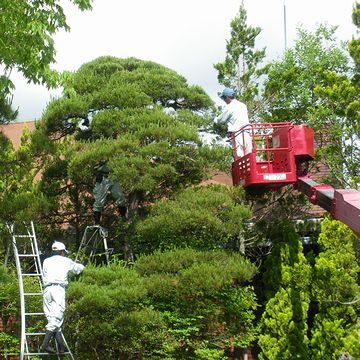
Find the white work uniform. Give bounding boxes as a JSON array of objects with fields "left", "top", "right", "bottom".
[
  {"left": 215, "top": 99, "right": 251, "bottom": 156},
  {"left": 42, "top": 255, "right": 84, "bottom": 332}
]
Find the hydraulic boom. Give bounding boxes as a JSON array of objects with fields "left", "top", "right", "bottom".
[{"left": 296, "top": 177, "right": 360, "bottom": 236}]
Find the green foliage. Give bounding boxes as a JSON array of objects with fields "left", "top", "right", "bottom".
[
  {"left": 0, "top": 0, "right": 93, "bottom": 122},
  {"left": 0, "top": 0, "right": 92, "bottom": 86},
  {"left": 262, "top": 23, "right": 359, "bottom": 189},
  {"left": 0, "top": 267, "right": 18, "bottom": 316},
  {"left": 1, "top": 6, "right": 357, "bottom": 360},
  {"left": 258, "top": 221, "right": 311, "bottom": 360},
  {"left": 0, "top": 129, "right": 46, "bottom": 222},
  {"left": 137, "top": 248, "right": 258, "bottom": 357},
  {"left": 0, "top": 261, "right": 47, "bottom": 357},
  {"left": 310, "top": 218, "right": 360, "bottom": 359},
  {"left": 194, "top": 342, "right": 227, "bottom": 360},
  {"left": 132, "top": 185, "right": 251, "bottom": 253},
  {"left": 263, "top": 24, "right": 349, "bottom": 124},
  {"left": 310, "top": 70, "right": 359, "bottom": 188},
  {"left": 29, "top": 56, "right": 220, "bottom": 239},
  {"left": 67, "top": 263, "right": 173, "bottom": 359},
  {"left": 0, "top": 74, "right": 18, "bottom": 124},
  {"left": 0, "top": 267, "right": 19, "bottom": 357},
  {"left": 65, "top": 249, "right": 258, "bottom": 359}
]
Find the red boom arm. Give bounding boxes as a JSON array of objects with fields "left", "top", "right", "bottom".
[{"left": 296, "top": 177, "right": 360, "bottom": 237}]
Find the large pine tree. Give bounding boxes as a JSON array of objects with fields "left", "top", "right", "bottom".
[{"left": 29, "top": 56, "right": 229, "bottom": 255}]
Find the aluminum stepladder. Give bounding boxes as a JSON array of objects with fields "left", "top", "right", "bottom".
[
  {"left": 7, "top": 221, "right": 74, "bottom": 359},
  {"left": 75, "top": 225, "right": 112, "bottom": 265}
]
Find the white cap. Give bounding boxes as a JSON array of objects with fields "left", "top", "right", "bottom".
[{"left": 52, "top": 241, "right": 67, "bottom": 252}]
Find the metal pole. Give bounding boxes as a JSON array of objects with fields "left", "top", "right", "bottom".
[
  {"left": 283, "top": 0, "right": 287, "bottom": 50},
  {"left": 10, "top": 226, "right": 25, "bottom": 360}
]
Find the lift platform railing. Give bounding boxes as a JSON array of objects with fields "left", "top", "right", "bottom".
[
  {"left": 231, "top": 122, "right": 292, "bottom": 160},
  {"left": 231, "top": 122, "right": 314, "bottom": 191}
]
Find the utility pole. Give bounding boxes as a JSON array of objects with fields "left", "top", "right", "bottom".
[{"left": 283, "top": 0, "right": 287, "bottom": 50}]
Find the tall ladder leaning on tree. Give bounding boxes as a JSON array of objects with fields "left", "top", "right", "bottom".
[{"left": 5, "top": 221, "right": 75, "bottom": 360}]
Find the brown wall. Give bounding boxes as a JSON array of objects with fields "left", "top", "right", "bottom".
[{"left": 0, "top": 121, "right": 36, "bottom": 150}]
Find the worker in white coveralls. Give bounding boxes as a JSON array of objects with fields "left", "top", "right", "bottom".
[
  {"left": 215, "top": 87, "right": 252, "bottom": 157},
  {"left": 41, "top": 241, "right": 85, "bottom": 353},
  {"left": 93, "top": 160, "right": 127, "bottom": 225}
]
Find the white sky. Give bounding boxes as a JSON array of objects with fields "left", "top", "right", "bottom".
[{"left": 11, "top": 0, "right": 358, "bottom": 121}]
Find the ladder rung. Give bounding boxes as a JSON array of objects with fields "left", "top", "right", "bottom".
[
  {"left": 22, "top": 273, "right": 42, "bottom": 276},
  {"left": 14, "top": 235, "right": 35, "bottom": 238},
  {"left": 18, "top": 254, "right": 37, "bottom": 257},
  {"left": 25, "top": 332, "right": 46, "bottom": 336},
  {"left": 24, "top": 292, "right": 43, "bottom": 296},
  {"left": 25, "top": 312, "right": 44, "bottom": 316},
  {"left": 25, "top": 351, "right": 71, "bottom": 355}
]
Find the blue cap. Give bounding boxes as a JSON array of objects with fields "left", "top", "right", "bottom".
[{"left": 219, "top": 87, "right": 235, "bottom": 98}]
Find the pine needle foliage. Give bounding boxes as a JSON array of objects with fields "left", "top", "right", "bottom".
[{"left": 66, "top": 248, "right": 258, "bottom": 359}]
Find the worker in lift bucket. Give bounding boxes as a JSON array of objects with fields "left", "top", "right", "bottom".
[
  {"left": 92, "top": 160, "right": 127, "bottom": 225},
  {"left": 41, "top": 241, "right": 85, "bottom": 353},
  {"left": 215, "top": 87, "right": 252, "bottom": 157}
]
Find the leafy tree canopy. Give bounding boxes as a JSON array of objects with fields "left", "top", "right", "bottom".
[
  {"left": 0, "top": 0, "right": 92, "bottom": 86},
  {"left": 29, "top": 57, "right": 226, "bottom": 243},
  {"left": 38, "top": 56, "right": 214, "bottom": 138},
  {"left": 0, "top": 75, "right": 17, "bottom": 123},
  {"left": 262, "top": 24, "right": 350, "bottom": 123},
  {"left": 262, "top": 23, "right": 359, "bottom": 189},
  {"left": 0, "top": 0, "right": 92, "bottom": 123}
]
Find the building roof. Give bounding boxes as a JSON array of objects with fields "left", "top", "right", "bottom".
[{"left": 0, "top": 120, "right": 36, "bottom": 150}]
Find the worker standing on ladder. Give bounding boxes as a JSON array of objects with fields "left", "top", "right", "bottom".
[
  {"left": 214, "top": 87, "right": 252, "bottom": 157},
  {"left": 92, "top": 160, "right": 127, "bottom": 225},
  {"left": 41, "top": 241, "right": 85, "bottom": 353}
]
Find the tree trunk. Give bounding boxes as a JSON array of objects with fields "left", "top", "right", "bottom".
[{"left": 122, "top": 190, "right": 143, "bottom": 261}]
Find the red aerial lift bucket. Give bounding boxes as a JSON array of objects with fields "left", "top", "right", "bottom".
[{"left": 231, "top": 122, "right": 314, "bottom": 192}]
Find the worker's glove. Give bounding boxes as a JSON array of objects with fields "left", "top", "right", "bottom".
[{"left": 212, "top": 122, "right": 228, "bottom": 137}]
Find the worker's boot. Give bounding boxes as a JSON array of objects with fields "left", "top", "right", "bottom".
[
  {"left": 54, "top": 331, "right": 66, "bottom": 353},
  {"left": 40, "top": 330, "right": 56, "bottom": 353},
  {"left": 118, "top": 205, "right": 127, "bottom": 220},
  {"left": 93, "top": 211, "right": 102, "bottom": 225}
]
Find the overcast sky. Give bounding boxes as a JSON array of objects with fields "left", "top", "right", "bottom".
[{"left": 11, "top": 0, "right": 358, "bottom": 121}]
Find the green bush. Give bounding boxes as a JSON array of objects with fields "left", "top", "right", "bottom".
[
  {"left": 133, "top": 186, "right": 251, "bottom": 253},
  {"left": 0, "top": 267, "right": 19, "bottom": 357},
  {"left": 66, "top": 248, "right": 258, "bottom": 359}
]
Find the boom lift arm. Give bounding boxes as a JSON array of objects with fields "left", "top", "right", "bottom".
[
  {"left": 296, "top": 177, "right": 360, "bottom": 236},
  {"left": 231, "top": 122, "right": 360, "bottom": 237}
]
